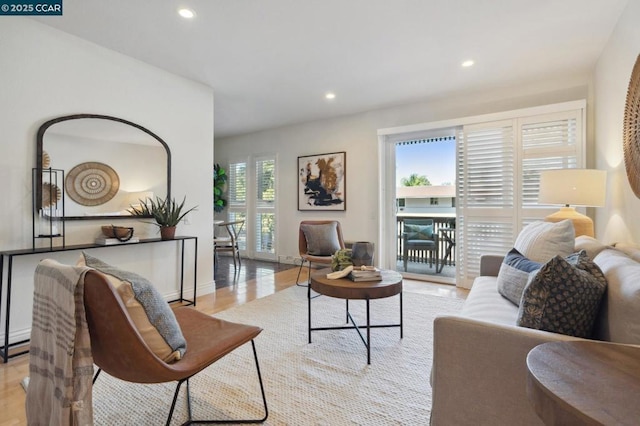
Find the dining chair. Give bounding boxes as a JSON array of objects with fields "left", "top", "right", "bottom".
[{"left": 214, "top": 220, "right": 244, "bottom": 272}]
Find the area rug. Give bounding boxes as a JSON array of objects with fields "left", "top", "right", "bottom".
[{"left": 93, "top": 286, "right": 463, "bottom": 425}]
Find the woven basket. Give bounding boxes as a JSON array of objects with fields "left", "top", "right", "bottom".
[{"left": 101, "top": 225, "right": 134, "bottom": 240}]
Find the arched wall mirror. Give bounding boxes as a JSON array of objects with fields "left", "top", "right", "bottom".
[{"left": 36, "top": 114, "right": 171, "bottom": 220}]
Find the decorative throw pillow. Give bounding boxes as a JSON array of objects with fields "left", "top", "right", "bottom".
[
  {"left": 79, "top": 252, "right": 187, "bottom": 363},
  {"left": 404, "top": 224, "right": 434, "bottom": 240},
  {"left": 496, "top": 248, "right": 542, "bottom": 305},
  {"left": 514, "top": 219, "right": 575, "bottom": 263},
  {"left": 517, "top": 250, "right": 607, "bottom": 338},
  {"left": 301, "top": 222, "right": 341, "bottom": 255}
]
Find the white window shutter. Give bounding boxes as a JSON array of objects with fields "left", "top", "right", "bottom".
[
  {"left": 456, "top": 109, "right": 583, "bottom": 288},
  {"left": 254, "top": 156, "right": 276, "bottom": 257},
  {"left": 457, "top": 121, "right": 517, "bottom": 286}
]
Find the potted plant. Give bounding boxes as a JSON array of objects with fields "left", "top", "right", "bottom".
[
  {"left": 131, "top": 195, "right": 197, "bottom": 240},
  {"left": 214, "top": 164, "right": 227, "bottom": 213}
]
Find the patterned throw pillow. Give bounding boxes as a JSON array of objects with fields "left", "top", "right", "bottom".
[
  {"left": 514, "top": 219, "right": 575, "bottom": 263},
  {"left": 496, "top": 248, "right": 542, "bottom": 305},
  {"left": 301, "top": 222, "right": 341, "bottom": 255},
  {"left": 79, "top": 252, "right": 187, "bottom": 362},
  {"left": 517, "top": 250, "right": 607, "bottom": 338},
  {"left": 404, "top": 224, "right": 433, "bottom": 240}
]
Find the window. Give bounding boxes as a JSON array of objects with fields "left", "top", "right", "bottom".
[
  {"left": 254, "top": 156, "right": 276, "bottom": 257},
  {"left": 224, "top": 155, "right": 277, "bottom": 259},
  {"left": 226, "top": 160, "right": 247, "bottom": 250},
  {"left": 430, "top": 198, "right": 439, "bottom": 206}
]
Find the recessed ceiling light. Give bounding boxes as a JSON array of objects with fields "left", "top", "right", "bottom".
[
  {"left": 462, "top": 60, "right": 475, "bottom": 68},
  {"left": 178, "top": 8, "right": 196, "bottom": 19},
  {"left": 325, "top": 93, "right": 336, "bottom": 100}
]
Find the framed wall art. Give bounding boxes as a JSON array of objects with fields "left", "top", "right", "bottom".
[{"left": 298, "top": 151, "right": 346, "bottom": 211}]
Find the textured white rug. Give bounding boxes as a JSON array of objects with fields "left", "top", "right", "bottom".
[{"left": 93, "top": 286, "right": 463, "bottom": 425}]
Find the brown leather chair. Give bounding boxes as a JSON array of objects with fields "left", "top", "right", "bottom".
[
  {"left": 296, "top": 220, "right": 345, "bottom": 285},
  {"left": 83, "top": 270, "right": 268, "bottom": 425}
]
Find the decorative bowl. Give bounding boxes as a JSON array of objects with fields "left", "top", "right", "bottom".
[{"left": 101, "top": 225, "right": 134, "bottom": 239}]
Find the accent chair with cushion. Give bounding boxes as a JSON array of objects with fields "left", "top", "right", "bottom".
[
  {"left": 30, "top": 255, "right": 268, "bottom": 425},
  {"left": 296, "top": 220, "right": 345, "bottom": 285},
  {"left": 402, "top": 218, "right": 439, "bottom": 272},
  {"left": 83, "top": 266, "right": 269, "bottom": 424}
]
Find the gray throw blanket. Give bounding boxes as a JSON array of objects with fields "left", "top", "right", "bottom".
[{"left": 26, "top": 259, "right": 94, "bottom": 426}]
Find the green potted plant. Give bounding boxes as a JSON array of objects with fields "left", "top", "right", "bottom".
[
  {"left": 131, "top": 195, "right": 197, "bottom": 240},
  {"left": 214, "top": 164, "right": 227, "bottom": 213}
]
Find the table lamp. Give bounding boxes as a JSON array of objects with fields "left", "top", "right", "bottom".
[
  {"left": 125, "top": 191, "right": 155, "bottom": 214},
  {"left": 537, "top": 169, "right": 606, "bottom": 237}
]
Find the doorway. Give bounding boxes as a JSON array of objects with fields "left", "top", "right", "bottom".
[{"left": 394, "top": 135, "right": 457, "bottom": 284}]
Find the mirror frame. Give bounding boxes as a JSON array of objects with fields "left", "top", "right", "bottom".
[{"left": 36, "top": 113, "right": 172, "bottom": 220}]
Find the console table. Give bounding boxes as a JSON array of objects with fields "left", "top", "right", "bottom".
[{"left": 0, "top": 236, "right": 198, "bottom": 363}]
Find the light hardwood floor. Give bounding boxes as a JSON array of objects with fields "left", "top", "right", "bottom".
[{"left": 0, "top": 267, "right": 466, "bottom": 425}]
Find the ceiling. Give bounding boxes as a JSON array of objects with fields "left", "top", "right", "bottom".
[{"left": 35, "top": 0, "right": 628, "bottom": 139}]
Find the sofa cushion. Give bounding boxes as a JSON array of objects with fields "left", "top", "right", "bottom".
[
  {"left": 461, "top": 276, "right": 520, "bottom": 326},
  {"left": 496, "top": 248, "right": 542, "bottom": 305},
  {"left": 517, "top": 251, "right": 607, "bottom": 338},
  {"left": 79, "top": 252, "right": 187, "bottom": 363},
  {"left": 301, "top": 222, "right": 341, "bottom": 255},
  {"left": 514, "top": 220, "right": 575, "bottom": 263},
  {"left": 404, "top": 223, "right": 433, "bottom": 239},
  {"left": 613, "top": 242, "right": 640, "bottom": 262},
  {"left": 593, "top": 249, "right": 640, "bottom": 344}
]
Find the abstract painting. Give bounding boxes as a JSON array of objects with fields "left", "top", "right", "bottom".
[{"left": 298, "top": 151, "right": 346, "bottom": 211}]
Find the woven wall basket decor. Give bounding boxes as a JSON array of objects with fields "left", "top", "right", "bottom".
[
  {"left": 41, "top": 182, "right": 61, "bottom": 208},
  {"left": 65, "top": 161, "right": 120, "bottom": 206},
  {"left": 624, "top": 54, "right": 640, "bottom": 198}
]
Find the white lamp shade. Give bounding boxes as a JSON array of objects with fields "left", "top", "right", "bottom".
[
  {"left": 538, "top": 169, "right": 606, "bottom": 207},
  {"left": 124, "top": 191, "right": 155, "bottom": 211}
]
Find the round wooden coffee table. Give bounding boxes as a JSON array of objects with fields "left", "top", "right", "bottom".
[{"left": 308, "top": 268, "right": 403, "bottom": 364}]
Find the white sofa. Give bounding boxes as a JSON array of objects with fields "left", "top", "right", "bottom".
[{"left": 430, "top": 238, "right": 640, "bottom": 425}]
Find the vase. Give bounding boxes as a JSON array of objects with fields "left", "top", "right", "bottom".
[
  {"left": 160, "top": 226, "right": 176, "bottom": 240},
  {"left": 351, "top": 241, "right": 374, "bottom": 267}
]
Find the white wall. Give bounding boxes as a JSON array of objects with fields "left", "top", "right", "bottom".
[
  {"left": 216, "top": 81, "right": 589, "bottom": 261},
  {"left": 0, "top": 19, "right": 214, "bottom": 344},
  {"left": 594, "top": 0, "right": 640, "bottom": 244}
]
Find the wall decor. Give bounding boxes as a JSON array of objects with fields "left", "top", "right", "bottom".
[
  {"left": 42, "top": 151, "right": 50, "bottom": 169},
  {"left": 41, "top": 182, "right": 61, "bottom": 208},
  {"left": 298, "top": 151, "right": 346, "bottom": 211},
  {"left": 624, "top": 54, "right": 640, "bottom": 198},
  {"left": 65, "top": 161, "right": 120, "bottom": 206}
]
